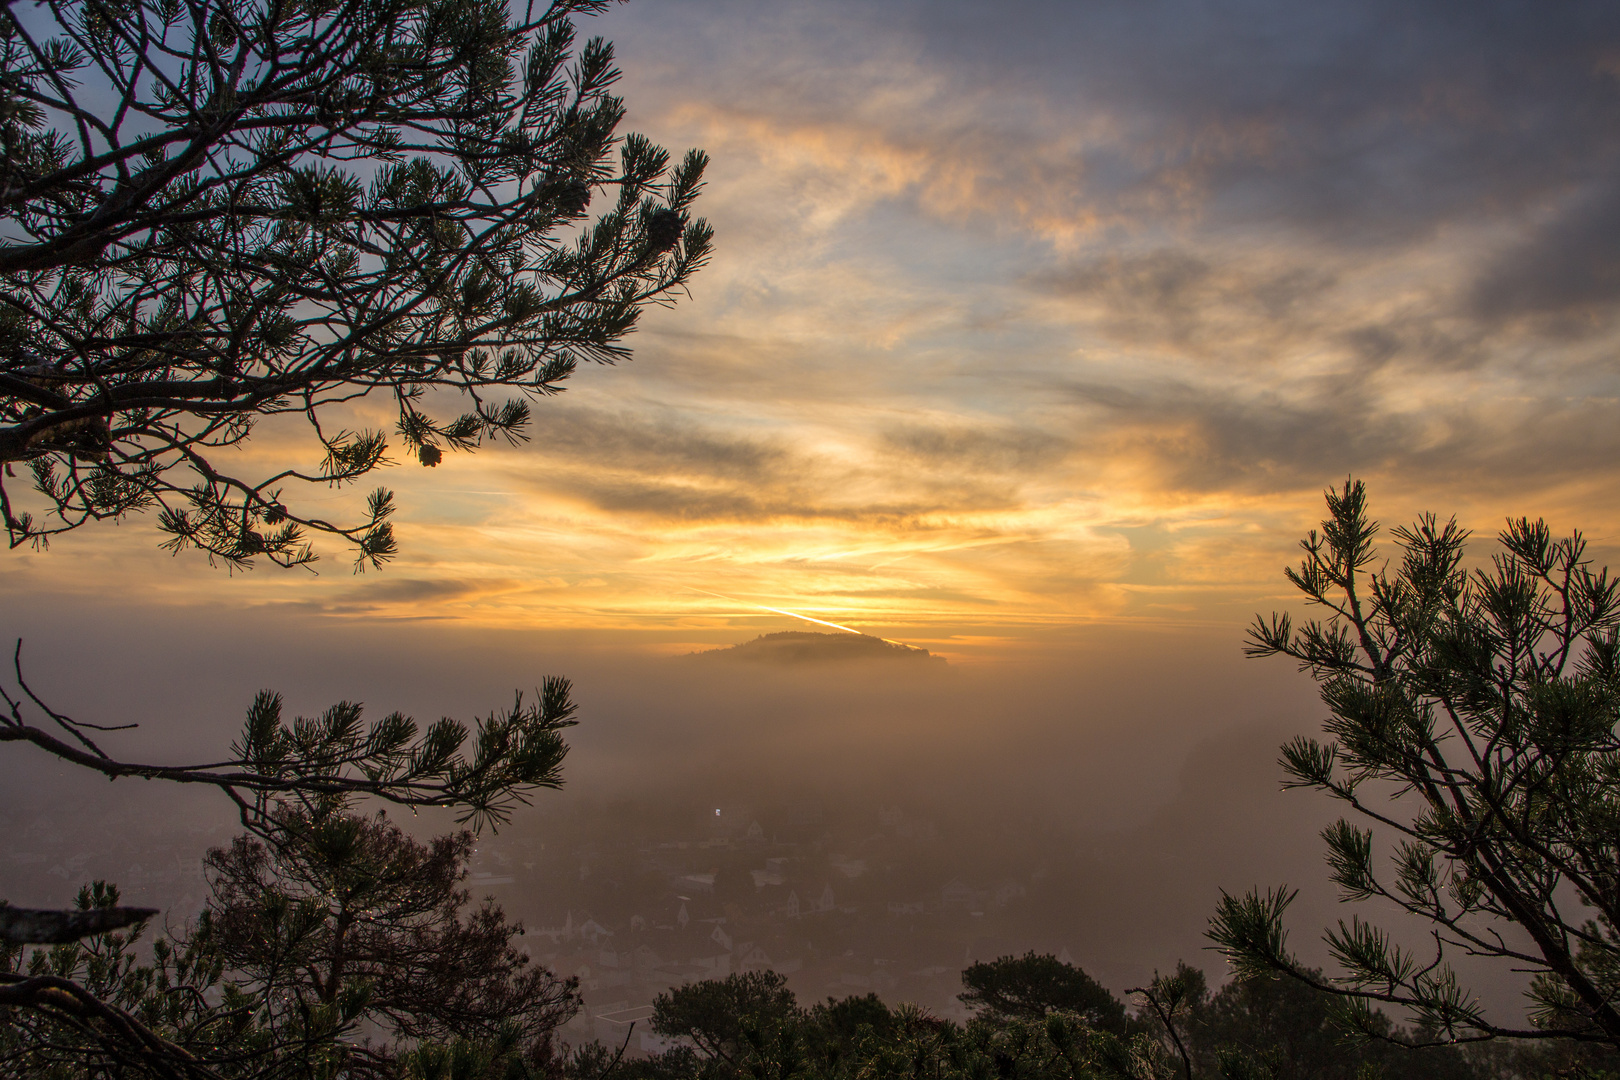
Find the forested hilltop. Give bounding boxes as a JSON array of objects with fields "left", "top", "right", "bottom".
[{"left": 689, "top": 632, "right": 946, "bottom": 665}]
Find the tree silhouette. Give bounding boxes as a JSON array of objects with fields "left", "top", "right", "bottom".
[
  {"left": 0, "top": 0, "right": 710, "bottom": 568},
  {"left": 961, "top": 952, "right": 1132, "bottom": 1033},
  {"left": 1213, "top": 479, "right": 1620, "bottom": 1049}
]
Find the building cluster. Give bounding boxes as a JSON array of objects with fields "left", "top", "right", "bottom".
[
  {"left": 2, "top": 794, "right": 1076, "bottom": 1045},
  {"left": 464, "top": 803, "right": 1062, "bottom": 1039}
]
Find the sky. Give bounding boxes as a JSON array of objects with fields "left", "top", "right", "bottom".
[
  {"left": 10, "top": 0, "right": 1620, "bottom": 654},
  {"left": 5, "top": 0, "right": 1620, "bottom": 1012}
]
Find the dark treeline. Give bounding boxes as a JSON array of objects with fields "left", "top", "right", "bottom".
[{"left": 565, "top": 960, "right": 1614, "bottom": 1080}]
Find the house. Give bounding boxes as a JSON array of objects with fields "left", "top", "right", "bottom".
[
  {"left": 886, "top": 900, "right": 925, "bottom": 915},
  {"left": 783, "top": 891, "right": 801, "bottom": 919},
  {"left": 991, "top": 879, "right": 1027, "bottom": 907},
  {"left": 678, "top": 873, "right": 716, "bottom": 894},
  {"left": 693, "top": 952, "right": 732, "bottom": 976},
  {"left": 735, "top": 943, "right": 773, "bottom": 972},
  {"left": 578, "top": 918, "right": 613, "bottom": 944},
  {"left": 531, "top": 911, "right": 575, "bottom": 944},
  {"left": 829, "top": 855, "right": 867, "bottom": 878},
  {"left": 751, "top": 860, "right": 786, "bottom": 887},
  {"left": 710, "top": 924, "right": 733, "bottom": 952},
  {"left": 940, "top": 878, "right": 980, "bottom": 910}
]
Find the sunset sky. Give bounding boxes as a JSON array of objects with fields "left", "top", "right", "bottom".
[
  {"left": 8, "top": 1, "right": 1620, "bottom": 662},
  {"left": 10, "top": 2, "right": 1620, "bottom": 1011}
]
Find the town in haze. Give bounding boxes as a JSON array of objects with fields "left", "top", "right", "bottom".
[
  {"left": 2, "top": 637, "right": 1098, "bottom": 1029},
  {"left": 6, "top": 0, "right": 1620, "bottom": 1077}
]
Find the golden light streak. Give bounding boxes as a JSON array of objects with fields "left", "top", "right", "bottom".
[{"left": 683, "top": 587, "right": 913, "bottom": 647}]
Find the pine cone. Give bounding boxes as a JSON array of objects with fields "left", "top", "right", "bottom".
[
  {"left": 418, "top": 444, "right": 442, "bottom": 467},
  {"left": 645, "top": 208, "right": 682, "bottom": 253},
  {"left": 555, "top": 179, "right": 591, "bottom": 216}
]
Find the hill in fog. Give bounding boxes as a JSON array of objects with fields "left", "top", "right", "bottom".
[{"left": 689, "top": 631, "right": 946, "bottom": 666}]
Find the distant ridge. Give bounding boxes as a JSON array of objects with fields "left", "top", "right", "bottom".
[{"left": 688, "top": 630, "right": 946, "bottom": 666}]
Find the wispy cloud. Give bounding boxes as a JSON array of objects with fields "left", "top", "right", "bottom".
[{"left": 12, "top": 0, "right": 1620, "bottom": 643}]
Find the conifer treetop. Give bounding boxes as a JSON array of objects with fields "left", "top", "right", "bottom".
[{"left": 0, "top": 0, "right": 712, "bottom": 569}]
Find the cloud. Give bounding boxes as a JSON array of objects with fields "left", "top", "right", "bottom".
[
  {"left": 535, "top": 404, "right": 789, "bottom": 483},
  {"left": 1467, "top": 181, "right": 1620, "bottom": 331},
  {"left": 343, "top": 579, "right": 486, "bottom": 605},
  {"left": 1097, "top": 383, "right": 1620, "bottom": 506},
  {"left": 501, "top": 405, "right": 1071, "bottom": 527},
  {"left": 1056, "top": 379, "right": 1408, "bottom": 495},
  {"left": 879, "top": 423, "right": 1070, "bottom": 475},
  {"left": 881, "top": 0, "right": 1620, "bottom": 241},
  {"left": 1033, "top": 248, "right": 1342, "bottom": 360},
  {"left": 611, "top": 0, "right": 1620, "bottom": 250}
]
